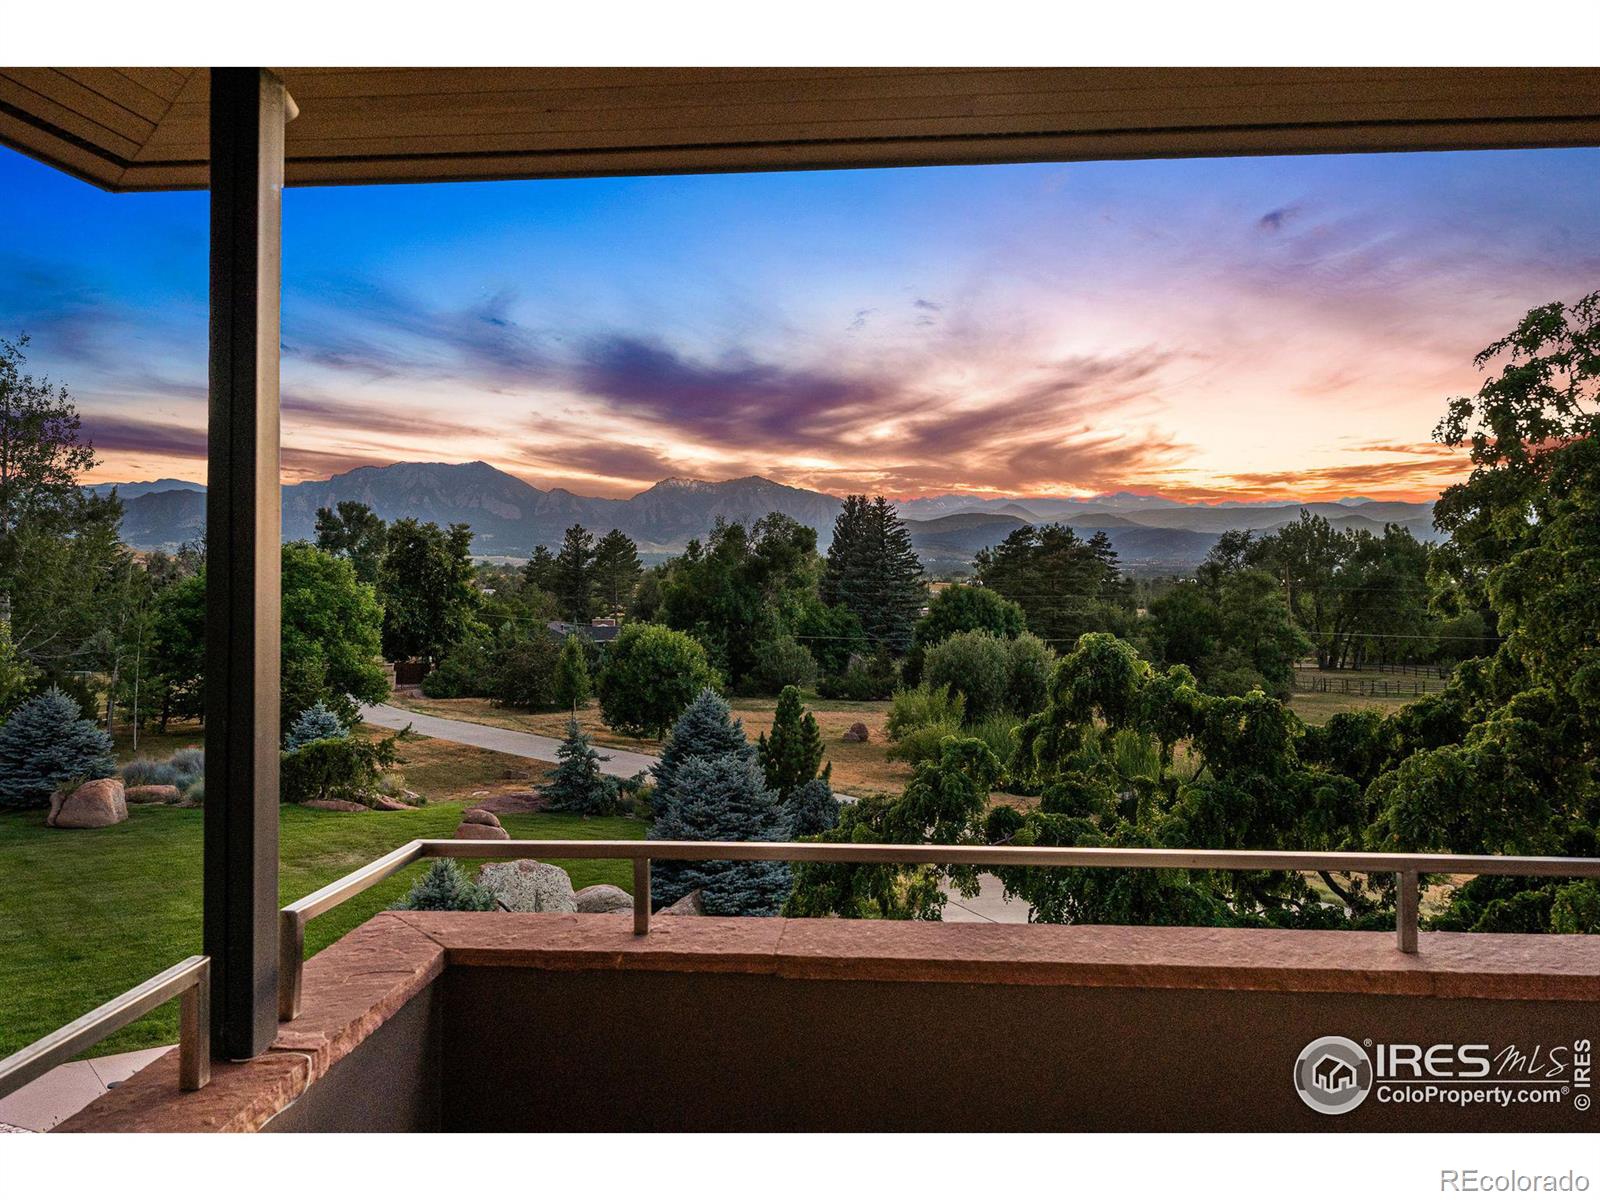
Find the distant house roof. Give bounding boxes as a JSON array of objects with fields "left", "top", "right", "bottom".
[{"left": 548, "top": 619, "right": 622, "bottom": 644}]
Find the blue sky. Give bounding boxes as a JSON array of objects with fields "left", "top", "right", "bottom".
[{"left": 2, "top": 143, "right": 1598, "bottom": 500}]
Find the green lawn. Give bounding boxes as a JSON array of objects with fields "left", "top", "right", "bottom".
[{"left": 0, "top": 801, "right": 645, "bottom": 1059}]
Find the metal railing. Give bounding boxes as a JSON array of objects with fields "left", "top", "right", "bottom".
[
  {"left": 278, "top": 838, "right": 1600, "bottom": 1022},
  {"left": 0, "top": 955, "right": 210, "bottom": 1102}
]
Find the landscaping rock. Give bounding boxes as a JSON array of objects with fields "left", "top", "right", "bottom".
[
  {"left": 479, "top": 860, "right": 578, "bottom": 913},
  {"left": 125, "top": 784, "right": 181, "bottom": 805},
  {"left": 659, "top": 889, "right": 706, "bottom": 916},
  {"left": 372, "top": 796, "right": 416, "bottom": 811},
  {"left": 47, "top": 778, "right": 128, "bottom": 829},
  {"left": 842, "top": 722, "right": 870, "bottom": 743},
  {"left": 462, "top": 807, "right": 502, "bottom": 827},
  {"left": 574, "top": 883, "right": 633, "bottom": 914},
  {"left": 454, "top": 821, "right": 510, "bottom": 840},
  {"left": 304, "top": 798, "right": 369, "bottom": 813}
]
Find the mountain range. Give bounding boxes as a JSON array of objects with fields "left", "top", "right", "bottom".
[{"left": 100, "top": 460, "right": 1440, "bottom": 574}]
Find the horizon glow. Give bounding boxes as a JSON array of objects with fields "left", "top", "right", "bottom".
[{"left": 2, "top": 145, "right": 1598, "bottom": 503}]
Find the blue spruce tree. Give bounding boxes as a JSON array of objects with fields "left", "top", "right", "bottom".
[
  {"left": 786, "top": 777, "right": 840, "bottom": 838},
  {"left": 545, "top": 715, "right": 617, "bottom": 816},
  {"left": 284, "top": 700, "right": 348, "bottom": 751},
  {"left": 651, "top": 688, "right": 753, "bottom": 818},
  {"left": 0, "top": 687, "right": 116, "bottom": 809},
  {"left": 648, "top": 752, "right": 792, "bottom": 916}
]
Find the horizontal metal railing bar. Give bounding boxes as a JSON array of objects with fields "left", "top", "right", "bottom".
[
  {"left": 274, "top": 838, "right": 1600, "bottom": 1021},
  {"left": 414, "top": 839, "right": 1600, "bottom": 879},
  {"left": 0, "top": 955, "right": 210, "bottom": 1102},
  {"left": 284, "top": 839, "right": 427, "bottom": 920}
]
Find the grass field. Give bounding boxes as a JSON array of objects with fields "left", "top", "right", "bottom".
[
  {"left": 391, "top": 693, "right": 913, "bottom": 796},
  {"left": 1285, "top": 666, "right": 1436, "bottom": 725},
  {"left": 0, "top": 786, "right": 645, "bottom": 1060}
]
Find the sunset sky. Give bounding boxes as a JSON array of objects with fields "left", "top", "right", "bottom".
[{"left": 2, "top": 144, "right": 1598, "bottom": 502}]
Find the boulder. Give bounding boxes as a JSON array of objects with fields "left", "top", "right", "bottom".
[
  {"left": 454, "top": 821, "right": 510, "bottom": 840},
  {"left": 372, "top": 796, "right": 415, "bottom": 811},
  {"left": 125, "top": 784, "right": 181, "bottom": 805},
  {"left": 479, "top": 860, "right": 578, "bottom": 913},
  {"left": 574, "top": 883, "right": 633, "bottom": 914},
  {"left": 659, "top": 889, "right": 706, "bottom": 916},
  {"left": 842, "top": 722, "right": 870, "bottom": 743},
  {"left": 462, "top": 807, "right": 502, "bottom": 827},
  {"left": 47, "top": 779, "right": 128, "bottom": 829}
]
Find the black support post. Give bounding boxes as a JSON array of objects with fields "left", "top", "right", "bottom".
[{"left": 205, "top": 68, "right": 289, "bottom": 1060}]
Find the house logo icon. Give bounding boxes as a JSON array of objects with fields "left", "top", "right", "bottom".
[{"left": 1295, "top": 1036, "right": 1374, "bottom": 1115}]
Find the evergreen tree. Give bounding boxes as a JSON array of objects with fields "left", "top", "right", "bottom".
[
  {"left": 544, "top": 715, "right": 617, "bottom": 816},
  {"left": 391, "top": 860, "right": 496, "bottom": 912},
  {"left": 786, "top": 776, "right": 840, "bottom": 837},
  {"left": 553, "top": 633, "right": 592, "bottom": 710},
  {"left": 552, "top": 524, "right": 596, "bottom": 621},
  {"left": 651, "top": 687, "right": 754, "bottom": 813},
  {"left": 523, "top": 545, "right": 557, "bottom": 593},
  {"left": 284, "top": 700, "right": 348, "bottom": 751},
  {"left": 592, "top": 528, "right": 643, "bottom": 614},
  {"left": 756, "top": 685, "right": 827, "bottom": 802},
  {"left": 648, "top": 752, "right": 792, "bottom": 916},
  {"left": 822, "top": 495, "right": 925, "bottom": 653},
  {"left": 0, "top": 686, "right": 115, "bottom": 808}
]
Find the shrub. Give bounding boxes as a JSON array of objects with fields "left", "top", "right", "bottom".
[
  {"left": 491, "top": 628, "right": 562, "bottom": 708},
  {"left": 553, "top": 634, "right": 592, "bottom": 711},
  {"left": 817, "top": 646, "right": 898, "bottom": 701},
  {"left": 886, "top": 718, "right": 963, "bottom": 766},
  {"left": 544, "top": 715, "right": 620, "bottom": 816},
  {"left": 284, "top": 701, "right": 348, "bottom": 751},
  {"left": 280, "top": 731, "right": 403, "bottom": 805},
  {"left": 597, "top": 623, "right": 717, "bottom": 738},
  {"left": 886, "top": 683, "right": 966, "bottom": 741},
  {"left": 903, "top": 584, "right": 1026, "bottom": 685},
  {"left": 0, "top": 619, "right": 33, "bottom": 720},
  {"left": 0, "top": 687, "right": 116, "bottom": 809},
  {"left": 756, "top": 686, "right": 827, "bottom": 802},
  {"left": 786, "top": 776, "right": 840, "bottom": 837},
  {"left": 744, "top": 635, "right": 817, "bottom": 695},
  {"left": 923, "top": 629, "right": 1009, "bottom": 721},
  {"left": 121, "top": 756, "right": 182, "bottom": 788},
  {"left": 965, "top": 712, "right": 1021, "bottom": 779},
  {"left": 421, "top": 632, "right": 495, "bottom": 699},
  {"left": 648, "top": 752, "right": 792, "bottom": 916},
  {"left": 181, "top": 778, "right": 205, "bottom": 806},
  {"left": 169, "top": 746, "right": 205, "bottom": 777},
  {"left": 1003, "top": 632, "right": 1055, "bottom": 716},
  {"left": 391, "top": 860, "right": 496, "bottom": 912}
]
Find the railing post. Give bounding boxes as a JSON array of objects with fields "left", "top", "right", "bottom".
[
  {"left": 278, "top": 910, "right": 304, "bottom": 1022},
  {"left": 180, "top": 960, "right": 211, "bottom": 1091},
  {"left": 1395, "top": 869, "right": 1420, "bottom": 953},
  {"left": 633, "top": 857, "right": 650, "bottom": 936}
]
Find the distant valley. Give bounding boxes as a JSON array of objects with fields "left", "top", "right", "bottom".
[{"left": 99, "top": 460, "right": 1440, "bottom": 575}]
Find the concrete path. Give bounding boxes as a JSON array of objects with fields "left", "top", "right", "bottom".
[
  {"left": 363, "top": 701, "right": 1032, "bottom": 924},
  {"left": 0, "top": 1046, "right": 169, "bottom": 1132},
  {"left": 361, "top": 702, "right": 660, "bottom": 778}
]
